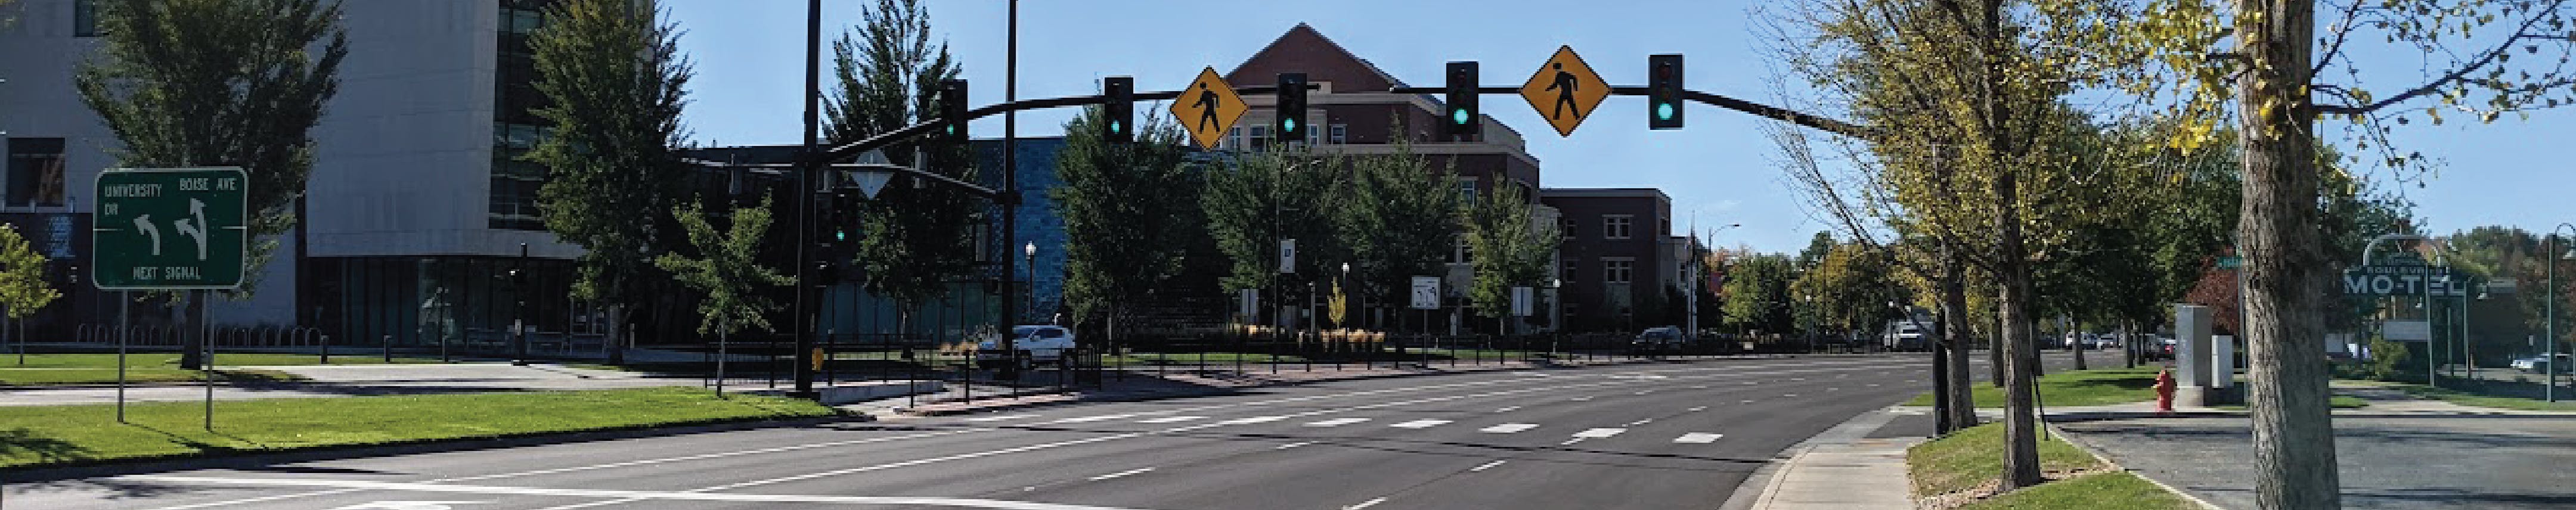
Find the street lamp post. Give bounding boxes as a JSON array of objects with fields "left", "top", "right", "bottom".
[{"left": 2547, "top": 224, "right": 2576, "bottom": 402}]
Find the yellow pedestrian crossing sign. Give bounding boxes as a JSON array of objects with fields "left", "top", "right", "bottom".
[
  {"left": 1170, "top": 67, "right": 1248, "bottom": 150},
  {"left": 1521, "top": 45, "right": 1610, "bottom": 137}
]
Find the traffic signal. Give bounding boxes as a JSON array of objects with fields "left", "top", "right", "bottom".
[
  {"left": 1648, "top": 54, "right": 1684, "bottom": 130},
  {"left": 1276, "top": 73, "right": 1309, "bottom": 144},
  {"left": 1102, "top": 76, "right": 1133, "bottom": 144},
  {"left": 938, "top": 79, "right": 969, "bottom": 145},
  {"left": 1444, "top": 61, "right": 1479, "bottom": 137}
]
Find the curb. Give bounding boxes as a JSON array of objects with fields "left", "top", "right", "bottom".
[
  {"left": 2045, "top": 422, "right": 2229, "bottom": 510},
  {"left": 0, "top": 413, "right": 872, "bottom": 483}
]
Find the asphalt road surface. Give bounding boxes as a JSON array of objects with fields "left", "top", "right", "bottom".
[{"left": 13, "top": 354, "right": 1967, "bottom": 510}]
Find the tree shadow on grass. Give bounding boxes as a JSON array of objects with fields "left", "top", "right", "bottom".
[{"left": 0, "top": 428, "right": 95, "bottom": 466}]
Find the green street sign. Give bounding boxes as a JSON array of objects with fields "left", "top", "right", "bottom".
[
  {"left": 2217, "top": 256, "right": 2243, "bottom": 269},
  {"left": 92, "top": 167, "right": 250, "bottom": 290}
]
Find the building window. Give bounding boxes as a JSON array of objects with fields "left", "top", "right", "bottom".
[
  {"left": 1456, "top": 178, "right": 1477, "bottom": 205},
  {"left": 1661, "top": 217, "right": 1672, "bottom": 237},
  {"left": 1561, "top": 218, "right": 1576, "bottom": 239},
  {"left": 75, "top": 0, "right": 100, "bottom": 37},
  {"left": 1329, "top": 123, "right": 1349, "bottom": 144},
  {"left": 1604, "top": 215, "right": 1633, "bottom": 240},
  {"left": 1452, "top": 238, "right": 1470, "bottom": 265},
  {"left": 1602, "top": 259, "right": 1633, "bottom": 284},
  {"left": 6, "top": 138, "right": 68, "bottom": 207}
]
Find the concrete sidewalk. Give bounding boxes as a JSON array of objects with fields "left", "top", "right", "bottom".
[{"left": 1727, "top": 406, "right": 1921, "bottom": 510}]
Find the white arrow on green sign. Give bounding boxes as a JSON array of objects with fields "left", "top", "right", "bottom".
[{"left": 92, "top": 167, "right": 250, "bottom": 290}]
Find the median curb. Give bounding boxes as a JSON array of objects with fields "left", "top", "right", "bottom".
[{"left": 0, "top": 413, "right": 873, "bottom": 484}]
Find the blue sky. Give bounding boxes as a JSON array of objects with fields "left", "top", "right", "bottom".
[{"left": 668, "top": 0, "right": 2576, "bottom": 254}]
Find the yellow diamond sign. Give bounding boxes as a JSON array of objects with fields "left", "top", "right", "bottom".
[
  {"left": 1520, "top": 45, "right": 1610, "bottom": 137},
  {"left": 1170, "top": 67, "right": 1248, "bottom": 150}
]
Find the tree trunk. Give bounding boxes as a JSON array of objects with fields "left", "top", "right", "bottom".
[
  {"left": 1992, "top": 159, "right": 2044, "bottom": 490},
  {"left": 1940, "top": 244, "right": 1978, "bottom": 430},
  {"left": 1989, "top": 318, "right": 2005, "bottom": 387},
  {"left": 2073, "top": 320, "right": 2089, "bottom": 371},
  {"left": 2238, "top": 1, "right": 2341, "bottom": 508},
  {"left": 606, "top": 305, "right": 626, "bottom": 366}
]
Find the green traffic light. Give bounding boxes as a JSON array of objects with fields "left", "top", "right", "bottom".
[
  {"left": 1282, "top": 118, "right": 1298, "bottom": 132},
  {"left": 1109, "top": 121, "right": 1123, "bottom": 133},
  {"left": 1657, "top": 102, "right": 1676, "bottom": 121},
  {"left": 835, "top": 230, "right": 848, "bottom": 241},
  {"left": 1452, "top": 108, "right": 1470, "bottom": 125}
]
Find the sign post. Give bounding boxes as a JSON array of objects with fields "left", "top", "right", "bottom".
[{"left": 92, "top": 167, "right": 249, "bottom": 427}]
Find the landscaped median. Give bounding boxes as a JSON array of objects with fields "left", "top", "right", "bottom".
[
  {"left": 1905, "top": 366, "right": 2164, "bottom": 408},
  {"left": 0, "top": 353, "right": 447, "bottom": 387},
  {"left": 1909, "top": 422, "right": 2199, "bottom": 510},
  {"left": 0, "top": 387, "right": 842, "bottom": 469}
]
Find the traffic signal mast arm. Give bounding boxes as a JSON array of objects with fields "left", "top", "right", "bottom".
[
  {"left": 1388, "top": 86, "right": 1876, "bottom": 139},
  {"left": 813, "top": 82, "right": 1868, "bottom": 164}
]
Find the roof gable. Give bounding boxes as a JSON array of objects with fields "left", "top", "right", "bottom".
[{"left": 1225, "top": 23, "right": 1399, "bottom": 92}]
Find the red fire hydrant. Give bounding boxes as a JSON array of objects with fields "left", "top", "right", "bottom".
[{"left": 2153, "top": 367, "right": 2178, "bottom": 415}]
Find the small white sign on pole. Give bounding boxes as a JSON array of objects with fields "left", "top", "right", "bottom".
[
  {"left": 1239, "top": 288, "right": 1260, "bottom": 320},
  {"left": 1510, "top": 286, "right": 1534, "bottom": 317},
  {"left": 1410, "top": 276, "right": 1442, "bottom": 310},
  {"left": 1278, "top": 239, "right": 1296, "bottom": 273}
]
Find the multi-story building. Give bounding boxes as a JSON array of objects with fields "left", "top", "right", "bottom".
[
  {"left": 1541, "top": 188, "right": 1685, "bottom": 332},
  {"left": 1, "top": 0, "right": 585, "bottom": 343}
]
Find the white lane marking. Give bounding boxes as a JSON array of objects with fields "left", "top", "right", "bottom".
[
  {"left": 1742, "top": 381, "right": 1759, "bottom": 385},
  {"left": 1389, "top": 419, "right": 1452, "bottom": 428},
  {"left": 1469, "top": 460, "right": 1509, "bottom": 471},
  {"left": 1741, "top": 400, "right": 1755, "bottom": 403},
  {"left": 1783, "top": 394, "right": 1799, "bottom": 398},
  {"left": 1479, "top": 423, "right": 1539, "bottom": 433},
  {"left": 1086, "top": 468, "right": 1154, "bottom": 481},
  {"left": 963, "top": 414, "right": 1043, "bottom": 422},
  {"left": 120, "top": 477, "right": 1160, "bottom": 510},
  {"left": 1633, "top": 390, "right": 1655, "bottom": 395},
  {"left": 1047, "top": 413, "right": 1137, "bottom": 424},
  {"left": 1867, "top": 384, "right": 1881, "bottom": 387},
  {"left": 1559, "top": 439, "right": 1585, "bottom": 446},
  {"left": 327, "top": 503, "right": 487, "bottom": 510},
  {"left": 1691, "top": 385, "right": 1709, "bottom": 389},
  {"left": 156, "top": 362, "right": 1927, "bottom": 510},
  {"left": 1828, "top": 387, "right": 1840, "bottom": 391},
  {"left": 1305, "top": 418, "right": 1371, "bottom": 427},
  {"left": 1687, "top": 406, "right": 1707, "bottom": 412},
  {"left": 1792, "top": 378, "right": 1806, "bottom": 381},
  {"left": 1673, "top": 433, "right": 1725, "bottom": 443},
  {"left": 1626, "top": 419, "right": 1654, "bottom": 426},
  {"left": 1495, "top": 406, "right": 1521, "bottom": 412},
  {"left": 1570, "top": 396, "right": 1594, "bottom": 401},
  {"left": 1135, "top": 416, "right": 1205, "bottom": 423},
  {"left": 1277, "top": 441, "right": 1316, "bottom": 449},
  {"left": 1344, "top": 497, "right": 1390, "bottom": 510},
  {"left": 1573, "top": 428, "right": 1626, "bottom": 439},
  {"left": 1218, "top": 415, "right": 1289, "bottom": 425}
]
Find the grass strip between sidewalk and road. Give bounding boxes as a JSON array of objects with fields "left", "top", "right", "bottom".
[
  {"left": 2215, "top": 396, "right": 2369, "bottom": 411},
  {"left": 1, "top": 353, "right": 447, "bottom": 387},
  {"left": 1909, "top": 422, "right": 2194, "bottom": 510},
  {"left": 1904, "top": 366, "right": 2163, "bottom": 409},
  {"left": 2353, "top": 380, "right": 2576, "bottom": 411},
  {"left": 0, "top": 386, "right": 842, "bottom": 469}
]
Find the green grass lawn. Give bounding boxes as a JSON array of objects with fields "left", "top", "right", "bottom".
[
  {"left": 1954, "top": 471, "right": 2197, "bottom": 510},
  {"left": 0, "top": 387, "right": 841, "bottom": 469},
  {"left": 1908, "top": 422, "right": 2107, "bottom": 497},
  {"left": 1904, "top": 367, "right": 2164, "bottom": 408},
  {"left": 2358, "top": 381, "right": 2576, "bottom": 412},
  {"left": 0, "top": 353, "right": 444, "bottom": 387}
]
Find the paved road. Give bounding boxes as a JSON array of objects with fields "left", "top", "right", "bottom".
[
  {"left": 2061, "top": 415, "right": 2576, "bottom": 510},
  {"left": 10, "top": 354, "right": 1961, "bottom": 510}
]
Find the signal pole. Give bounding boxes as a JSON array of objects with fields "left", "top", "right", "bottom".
[{"left": 792, "top": 0, "right": 821, "bottom": 398}]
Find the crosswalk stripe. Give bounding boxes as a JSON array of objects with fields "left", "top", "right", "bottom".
[
  {"left": 1673, "top": 433, "right": 1724, "bottom": 443},
  {"left": 1573, "top": 428, "right": 1625, "bottom": 439},
  {"left": 1479, "top": 423, "right": 1539, "bottom": 433},
  {"left": 1049, "top": 414, "right": 1136, "bottom": 424},
  {"left": 1389, "top": 419, "right": 1452, "bottom": 428},
  {"left": 1219, "top": 416, "right": 1289, "bottom": 425},
  {"left": 1305, "top": 418, "right": 1371, "bottom": 427},
  {"left": 1136, "top": 416, "right": 1205, "bottom": 423}
]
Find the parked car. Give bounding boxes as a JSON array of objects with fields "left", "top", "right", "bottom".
[
  {"left": 977, "top": 325, "right": 1077, "bottom": 369},
  {"left": 2138, "top": 337, "right": 2178, "bottom": 361},
  {"left": 1634, "top": 326, "right": 1687, "bottom": 348},
  {"left": 2512, "top": 354, "right": 2573, "bottom": 374}
]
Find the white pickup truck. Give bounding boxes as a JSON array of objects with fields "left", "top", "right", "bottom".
[{"left": 978, "top": 325, "right": 1077, "bottom": 369}]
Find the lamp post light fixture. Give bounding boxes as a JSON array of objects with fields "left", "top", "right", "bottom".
[{"left": 2547, "top": 223, "right": 2576, "bottom": 402}]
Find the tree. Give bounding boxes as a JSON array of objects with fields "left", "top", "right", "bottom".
[
  {"left": 76, "top": 0, "right": 346, "bottom": 368},
  {"left": 1054, "top": 106, "right": 1198, "bottom": 344},
  {"left": 1772, "top": 0, "right": 2125, "bottom": 489},
  {"left": 2096, "top": 0, "right": 2576, "bottom": 506},
  {"left": 1203, "top": 145, "right": 1342, "bottom": 327},
  {"left": 1329, "top": 137, "right": 1462, "bottom": 332},
  {"left": 523, "top": 0, "right": 692, "bottom": 365},
  {"left": 0, "top": 225, "right": 58, "bottom": 365},
  {"left": 1719, "top": 253, "right": 1796, "bottom": 335},
  {"left": 1464, "top": 182, "right": 1561, "bottom": 329},
  {"left": 1792, "top": 241, "right": 1905, "bottom": 344},
  {"left": 823, "top": 0, "right": 976, "bottom": 341},
  {"left": 655, "top": 198, "right": 792, "bottom": 337}
]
